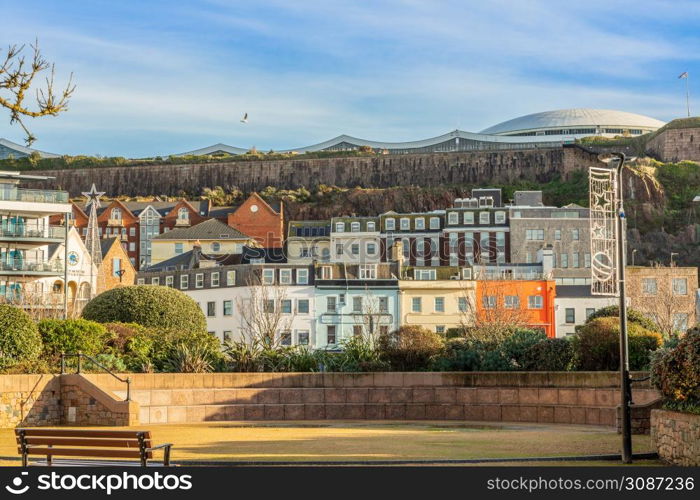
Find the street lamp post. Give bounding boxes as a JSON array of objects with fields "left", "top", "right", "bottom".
[{"left": 631, "top": 249, "right": 637, "bottom": 266}]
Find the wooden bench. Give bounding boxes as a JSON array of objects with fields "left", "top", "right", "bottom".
[{"left": 15, "top": 428, "right": 173, "bottom": 467}]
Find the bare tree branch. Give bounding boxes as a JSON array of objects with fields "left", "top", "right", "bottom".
[{"left": 0, "top": 39, "right": 75, "bottom": 146}]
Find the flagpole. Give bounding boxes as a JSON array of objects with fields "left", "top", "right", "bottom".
[{"left": 686, "top": 74, "right": 690, "bottom": 117}]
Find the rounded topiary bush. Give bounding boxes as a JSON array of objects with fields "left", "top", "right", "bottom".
[
  {"left": 572, "top": 316, "right": 662, "bottom": 370},
  {"left": 0, "top": 304, "right": 42, "bottom": 369},
  {"left": 378, "top": 325, "right": 444, "bottom": 371},
  {"left": 38, "top": 319, "right": 110, "bottom": 359},
  {"left": 584, "top": 305, "right": 660, "bottom": 332},
  {"left": 82, "top": 285, "right": 207, "bottom": 333}
]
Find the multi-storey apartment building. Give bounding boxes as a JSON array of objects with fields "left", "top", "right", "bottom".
[
  {"left": 508, "top": 191, "right": 591, "bottom": 285},
  {"left": 286, "top": 220, "right": 331, "bottom": 265},
  {"left": 137, "top": 263, "right": 316, "bottom": 345},
  {"left": 313, "top": 262, "right": 400, "bottom": 347},
  {"left": 0, "top": 171, "right": 72, "bottom": 315},
  {"left": 330, "top": 216, "right": 381, "bottom": 264}
]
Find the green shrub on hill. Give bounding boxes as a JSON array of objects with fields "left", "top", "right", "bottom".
[{"left": 0, "top": 305, "right": 43, "bottom": 370}]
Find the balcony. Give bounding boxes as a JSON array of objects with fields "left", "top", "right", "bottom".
[
  {"left": 107, "top": 218, "right": 124, "bottom": 227},
  {"left": 0, "top": 225, "right": 66, "bottom": 241},
  {"left": 0, "top": 259, "right": 64, "bottom": 275},
  {"left": 0, "top": 187, "right": 69, "bottom": 204},
  {"left": 174, "top": 218, "right": 191, "bottom": 227}
]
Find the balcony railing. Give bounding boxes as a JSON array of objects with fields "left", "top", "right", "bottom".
[
  {"left": 0, "top": 260, "right": 64, "bottom": 273},
  {"left": 107, "top": 218, "right": 124, "bottom": 227},
  {"left": 0, "top": 226, "right": 66, "bottom": 239},
  {"left": 0, "top": 187, "right": 69, "bottom": 204}
]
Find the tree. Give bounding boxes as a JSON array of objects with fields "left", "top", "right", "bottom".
[
  {"left": 1, "top": 40, "right": 75, "bottom": 145},
  {"left": 351, "top": 287, "right": 389, "bottom": 341},
  {"left": 236, "top": 275, "right": 294, "bottom": 349},
  {"left": 459, "top": 279, "right": 532, "bottom": 342}
]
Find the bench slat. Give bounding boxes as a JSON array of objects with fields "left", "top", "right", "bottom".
[
  {"left": 15, "top": 429, "right": 152, "bottom": 439},
  {"left": 19, "top": 437, "right": 147, "bottom": 448},
  {"left": 21, "top": 447, "right": 153, "bottom": 459}
]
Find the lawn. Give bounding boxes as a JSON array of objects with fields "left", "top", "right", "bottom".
[{"left": 0, "top": 421, "right": 660, "bottom": 465}]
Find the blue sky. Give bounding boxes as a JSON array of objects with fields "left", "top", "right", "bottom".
[{"left": 2, "top": 0, "right": 700, "bottom": 157}]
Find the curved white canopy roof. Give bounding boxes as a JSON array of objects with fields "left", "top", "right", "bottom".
[{"left": 480, "top": 108, "right": 665, "bottom": 135}]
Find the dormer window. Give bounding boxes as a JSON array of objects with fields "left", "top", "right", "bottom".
[
  {"left": 178, "top": 207, "right": 189, "bottom": 221},
  {"left": 111, "top": 208, "right": 122, "bottom": 220},
  {"left": 350, "top": 222, "right": 360, "bottom": 232}
]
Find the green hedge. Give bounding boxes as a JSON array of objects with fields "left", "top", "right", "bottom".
[
  {"left": 651, "top": 327, "right": 700, "bottom": 405},
  {"left": 37, "top": 319, "right": 110, "bottom": 359},
  {"left": 0, "top": 305, "right": 43, "bottom": 370}
]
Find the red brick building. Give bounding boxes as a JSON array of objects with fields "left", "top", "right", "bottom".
[{"left": 226, "top": 193, "right": 284, "bottom": 248}]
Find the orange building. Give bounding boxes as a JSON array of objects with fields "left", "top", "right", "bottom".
[
  {"left": 226, "top": 193, "right": 284, "bottom": 248},
  {"left": 475, "top": 279, "right": 557, "bottom": 337}
]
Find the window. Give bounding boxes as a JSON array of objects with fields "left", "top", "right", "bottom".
[
  {"left": 112, "top": 258, "right": 121, "bottom": 278},
  {"left": 436, "top": 325, "right": 445, "bottom": 335},
  {"left": 641, "top": 278, "right": 657, "bottom": 295},
  {"left": 263, "top": 300, "right": 275, "bottom": 313},
  {"left": 281, "top": 299, "right": 292, "bottom": 314},
  {"left": 298, "top": 331, "right": 309, "bottom": 346},
  {"left": 526, "top": 229, "right": 545, "bottom": 240},
  {"left": 585, "top": 308, "right": 596, "bottom": 320},
  {"left": 353, "top": 296, "right": 363, "bottom": 312},
  {"left": 458, "top": 297, "right": 468, "bottom": 312},
  {"left": 165, "top": 275, "right": 174, "bottom": 287},
  {"left": 584, "top": 253, "right": 591, "bottom": 268},
  {"left": 434, "top": 297, "right": 445, "bottom": 312},
  {"left": 378, "top": 296, "right": 388, "bottom": 313},
  {"left": 385, "top": 218, "right": 395, "bottom": 231},
  {"left": 321, "top": 266, "right": 332, "bottom": 279},
  {"left": 297, "top": 299, "right": 310, "bottom": 314},
  {"left": 137, "top": 278, "right": 145, "bottom": 285},
  {"left": 297, "top": 268, "right": 309, "bottom": 285},
  {"left": 463, "top": 212, "right": 474, "bottom": 224},
  {"left": 111, "top": 207, "right": 122, "bottom": 220},
  {"left": 327, "top": 296, "right": 337, "bottom": 313},
  {"left": 175, "top": 243, "right": 184, "bottom": 255},
  {"left": 223, "top": 331, "right": 232, "bottom": 342},
  {"left": 129, "top": 242, "right": 136, "bottom": 252},
  {"left": 495, "top": 211, "right": 506, "bottom": 224},
  {"left": 280, "top": 331, "right": 292, "bottom": 346},
  {"left": 571, "top": 229, "right": 579, "bottom": 240},
  {"left": 262, "top": 269, "right": 274, "bottom": 285},
  {"left": 151, "top": 277, "right": 160, "bottom": 285},
  {"left": 279, "top": 269, "right": 292, "bottom": 285},
  {"left": 335, "top": 222, "right": 345, "bottom": 233},
  {"left": 211, "top": 272, "right": 220, "bottom": 287},
  {"left": 572, "top": 253, "right": 579, "bottom": 268},
  {"left": 180, "top": 275, "right": 189, "bottom": 289},
  {"left": 412, "top": 297, "right": 422, "bottom": 313},
  {"left": 672, "top": 278, "right": 688, "bottom": 295},
  {"left": 448, "top": 212, "right": 458, "bottom": 225},
  {"left": 673, "top": 313, "right": 689, "bottom": 332},
  {"left": 336, "top": 243, "right": 344, "bottom": 256},
  {"left": 223, "top": 300, "right": 233, "bottom": 316},
  {"left": 195, "top": 273, "right": 204, "bottom": 288},
  {"left": 350, "top": 221, "right": 360, "bottom": 232},
  {"left": 207, "top": 301, "right": 216, "bottom": 317},
  {"left": 400, "top": 218, "right": 410, "bottom": 230},
  {"left": 561, "top": 253, "right": 568, "bottom": 268},
  {"left": 351, "top": 244, "right": 360, "bottom": 255},
  {"left": 528, "top": 295, "right": 543, "bottom": 309},
  {"left": 367, "top": 221, "right": 376, "bottom": 232},
  {"left": 479, "top": 212, "right": 490, "bottom": 224},
  {"left": 504, "top": 295, "right": 520, "bottom": 309},
  {"left": 211, "top": 242, "right": 221, "bottom": 252},
  {"left": 415, "top": 268, "right": 436, "bottom": 280},
  {"left": 177, "top": 207, "right": 189, "bottom": 221},
  {"left": 327, "top": 325, "right": 337, "bottom": 344},
  {"left": 482, "top": 296, "right": 496, "bottom": 309},
  {"left": 129, "top": 227, "right": 136, "bottom": 237},
  {"left": 554, "top": 229, "right": 561, "bottom": 240},
  {"left": 359, "top": 264, "right": 377, "bottom": 279},
  {"left": 565, "top": 308, "right": 575, "bottom": 323},
  {"left": 226, "top": 270, "right": 236, "bottom": 286},
  {"left": 415, "top": 218, "right": 425, "bottom": 230},
  {"left": 353, "top": 325, "right": 363, "bottom": 337},
  {"left": 462, "top": 268, "right": 472, "bottom": 280},
  {"left": 366, "top": 242, "right": 377, "bottom": 255}
]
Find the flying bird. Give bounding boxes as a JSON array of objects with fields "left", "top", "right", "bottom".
[{"left": 240, "top": 113, "right": 248, "bottom": 123}]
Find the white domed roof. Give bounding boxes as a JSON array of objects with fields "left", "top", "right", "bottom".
[{"left": 480, "top": 108, "right": 665, "bottom": 135}]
